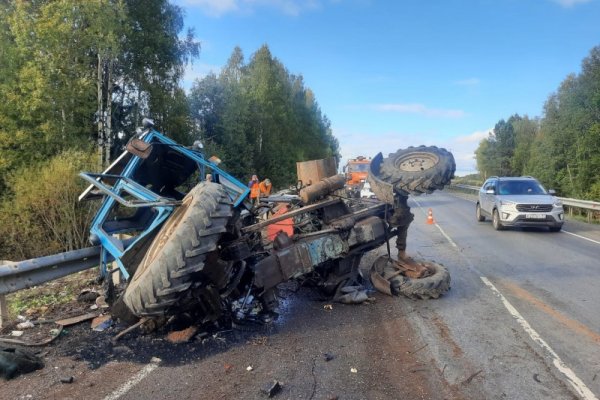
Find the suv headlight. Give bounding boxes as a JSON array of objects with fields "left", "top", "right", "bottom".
[
  {"left": 553, "top": 199, "right": 563, "bottom": 208},
  {"left": 499, "top": 200, "right": 516, "bottom": 210}
]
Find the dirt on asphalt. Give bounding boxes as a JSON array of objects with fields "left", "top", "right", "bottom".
[{"left": 1, "top": 250, "right": 466, "bottom": 400}]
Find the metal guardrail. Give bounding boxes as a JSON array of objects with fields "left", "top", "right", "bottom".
[
  {"left": 0, "top": 246, "right": 101, "bottom": 296},
  {"left": 449, "top": 184, "right": 600, "bottom": 218}
]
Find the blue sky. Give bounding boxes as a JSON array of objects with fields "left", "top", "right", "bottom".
[{"left": 176, "top": 0, "right": 600, "bottom": 175}]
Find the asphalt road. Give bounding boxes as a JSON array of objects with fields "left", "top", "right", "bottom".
[
  {"left": 3, "top": 190, "right": 599, "bottom": 400},
  {"left": 405, "top": 190, "right": 600, "bottom": 400}
]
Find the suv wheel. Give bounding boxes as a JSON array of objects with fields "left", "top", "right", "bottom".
[
  {"left": 492, "top": 209, "right": 504, "bottom": 231},
  {"left": 476, "top": 203, "right": 485, "bottom": 222}
]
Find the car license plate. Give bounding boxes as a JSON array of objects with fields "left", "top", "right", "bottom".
[{"left": 526, "top": 214, "right": 545, "bottom": 219}]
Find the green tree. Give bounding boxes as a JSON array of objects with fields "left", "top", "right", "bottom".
[{"left": 189, "top": 45, "right": 339, "bottom": 187}]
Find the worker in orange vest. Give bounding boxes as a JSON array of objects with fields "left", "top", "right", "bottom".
[
  {"left": 248, "top": 174, "right": 260, "bottom": 203},
  {"left": 259, "top": 178, "right": 272, "bottom": 197}
]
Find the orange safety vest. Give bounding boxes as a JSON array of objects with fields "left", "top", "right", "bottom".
[
  {"left": 259, "top": 181, "right": 272, "bottom": 196},
  {"left": 250, "top": 182, "right": 260, "bottom": 199}
]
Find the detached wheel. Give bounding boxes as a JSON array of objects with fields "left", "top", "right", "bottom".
[
  {"left": 476, "top": 203, "right": 485, "bottom": 222},
  {"left": 123, "top": 182, "right": 234, "bottom": 318},
  {"left": 377, "top": 146, "right": 455, "bottom": 196},
  {"left": 492, "top": 209, "right": 504, "bottom": 231},
  {"left": 373, "top": 255, "right": 450, "bottom": 300}
]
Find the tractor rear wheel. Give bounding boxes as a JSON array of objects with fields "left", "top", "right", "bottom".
[
  {"left": 122, "top": 182, "right": 235, "bottom": 318},
  {"left": 377, "top": 146, "right": 455, "bottom": 196}
]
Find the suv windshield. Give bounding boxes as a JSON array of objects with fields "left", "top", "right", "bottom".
[{"left": 497, "top": 180, "right": 547, "bottom": 195}]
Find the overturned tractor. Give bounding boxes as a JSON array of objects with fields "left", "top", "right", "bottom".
[{"left": 80, "top": 120, "right": 455, "bottom": 329}]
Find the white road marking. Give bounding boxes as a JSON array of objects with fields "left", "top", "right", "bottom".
[
  {"left": 103, "top": 357, "right": 161, "bottom": 400},
  {"left": 412, "top": 198, "right": 598, "bottom": 400},
  {"left": 481, "top": 277, "right": 598, "bottom": 400},
  {"left": 412, "top": 199, "right": 458, "bottom": 249},
  {"left": 562, "top": 230, "right": 600, "bottom": 245}
]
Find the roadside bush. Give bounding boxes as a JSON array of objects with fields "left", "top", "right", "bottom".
[{"left": 0, "top": 150, "right": 98, "bottom": 261}]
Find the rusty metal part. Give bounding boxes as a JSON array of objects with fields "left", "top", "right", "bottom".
[
  {"left": 241, "top": 198, "right": 341, "bottom": 233},
  {"left": 347, "top": 217, "right": 386, "bottom": 248},
  {"left": 299, "top": 174, "right": 346, "bottom": 204},
  {"left": 126, "top": 138, "right": 153, "bottom": 159},
  {"left": 254, "top": 233, "right": 349, "bottom": 290},
  {"left": 370, "top": 270, "right": 393, "bottom": 296},
  {"left": 296, "top": 158, "right": 337, "bottom": 186},
  {"left": 370, "top": 254, "right": 434, "bottom": 297},
  {"left": 393, "top": 151, "right": 440, "bottom": 172},
  {"left": 393, "top": 258, "right": 432, "bottom": 279},
  {"left": 56, "top": 312, "right": 100, "bottom": 326}
]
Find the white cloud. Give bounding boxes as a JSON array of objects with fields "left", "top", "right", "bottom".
[
  {"left": 180, "top": 0, "right": 322, "bottom": 17},
  {"left": 371, "top": 103, "right": 466, "bottom": 118},
  {"left": 455, "top": 129, "right": 491, "bottom": 144},
  {"left": 444, "top": 128, "right": 492, "bottom": 176},
  {"left": 181, "top": 0, "right": 239, "bottom": 16},
  {"left": 552, "top": 0, "right": 592, "bottom": 7},
  {"left": 454, "top": 78, "right": 480, "bottom": 86}
]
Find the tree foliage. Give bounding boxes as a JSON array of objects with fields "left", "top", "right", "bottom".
[
  {"left": 0, "top": 150, "right": 99, "bottom": 260},
  {"left": 189, "top": 45, "right": 340, "bottom": 188},
  {"left": 0, "top": 0, "right": 198, "bottom": 258},
  {"left": 475, "top": 45, "right": 600, "bottom": 200}
]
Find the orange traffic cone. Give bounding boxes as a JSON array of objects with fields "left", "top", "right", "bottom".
[{"left": 426, "top": 208, "right": 435, "bottom": 224}]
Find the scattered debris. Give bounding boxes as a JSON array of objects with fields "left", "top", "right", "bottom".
[
  {"left": 111, "top": 345, "right": 132, "bottom": 356},
  {"left": 335, "top": 286, "right": 369, "bottom": 304},
  {"left": 166, "top": 326, "right": 198, "bottom": 344},
  {"left": 533, "top": 373, "right": 541, "bottom": 383},
  {"left": 77, "top": 289, "right": 100, "bottom": 303},
  {"left": 49, "top": 328, "right": 61, "bottom": 337},
  {"left": 60, "top": 376, "right": 74, "bottom": 384},
  {"left": 224, "top": 363, "right": 233, "bottom": 373},
  {"left": 323, "top": 304, "right": 333, "bottom": 311},
  {"left": 0, "top": 325, "right": 63, "bottom": 346},
  {"left": 246, "top": 365, "right": 253, "bottom": 371},
  {"left": 323, "top": 352, "right": 335, "bottom": 362},
  {"left": 95, "top": 296, "right": 109, "bottom": 309},
  {"left": 350, "top": 368, "right": 357, "bottom": 373},
  {"left": 10, "top": 331, "right": 23, "bottom": 337},
  {"left": 16, "top": 321, "right": 35, "bottom": 330},
  {"left": 56, "top": 312, "right": 99, "bottom": 327},
  {"left": 261, "top": 380, "right": 282, "bottom": 398},
  {"left": 0, "top": 346, "right": 44, "bottom": 380},
  {"left": 112, "top": 318, "right": 148, "bottom": 342},
  {"left": 89, "top": 304, "right": 98, "bottom": 310},
  {"left": 91, "top": 315, "right": 112, "bottom": 332},
  {"left": 461, "top": 369, "right": 483, "bottom": 385}
]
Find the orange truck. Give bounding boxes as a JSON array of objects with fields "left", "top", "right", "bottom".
[{"left": 344, "top": 156, "right": 371, "bottom": 196}]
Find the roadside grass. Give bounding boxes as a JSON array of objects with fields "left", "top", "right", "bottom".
[{"left": 6, "top": 268, "right": 99, "bottom": 321}]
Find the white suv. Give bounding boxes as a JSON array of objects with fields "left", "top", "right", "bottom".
[{"left": 476, "top": 176, "right": 564, "bottom": 232}]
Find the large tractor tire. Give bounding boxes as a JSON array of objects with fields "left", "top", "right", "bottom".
[
  {"left": 371, "top": 255, "right": 450, "bottom": 300},
  {"left": 391, "top": 261, "right": 451, "bottom": 299},
  {"left": 377, "top": 146, "right": 455, "bottom": 196},
  {"left": 122, "top": 182, "right": 234, "bottom": 318}
]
